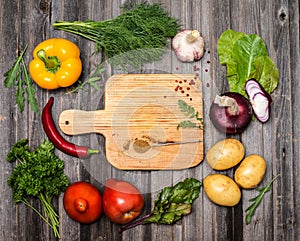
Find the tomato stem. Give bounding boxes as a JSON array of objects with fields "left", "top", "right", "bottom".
[
  {"left": 75, "top": 198, "right": 88, "bottom": 212},
  {"left": 37, "top": 49, "right": 61, "bottom": 73}
]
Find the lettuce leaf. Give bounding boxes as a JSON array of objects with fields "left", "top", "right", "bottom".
[
  {"left": 250, "top": 55, "right": 279, "bottom": 93},
  {"left": 217, "top": 29, "right": 278, "bottom": 97},
  {"left": 217, "top": 29, "right": 246, "bottom": 65}
]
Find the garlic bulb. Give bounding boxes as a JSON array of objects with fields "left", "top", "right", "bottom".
[{"left": 172, "top": 30, "right": 204, "bottom": 62}]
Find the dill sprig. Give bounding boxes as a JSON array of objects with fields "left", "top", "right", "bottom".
[
  {"left": 177, "top": 100, "right": 204, "bottom": 129},
  {"left": 53, "top": 2, "right": 180, "bottom": 70}
]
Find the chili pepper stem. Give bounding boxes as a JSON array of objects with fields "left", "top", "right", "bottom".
[
  {"left": 37, "top": 49, "right": 61, "bottom": 73},
  {"left": 87, "top": 149, "right": 100, "bottom": 155}
]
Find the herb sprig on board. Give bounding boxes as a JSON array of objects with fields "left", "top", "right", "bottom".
[
  {"left": 4, "top": 44, "right": 39, "bottom": 114},
  {"left": 177, "top": 99, "right": 204, "bottom": 129}
]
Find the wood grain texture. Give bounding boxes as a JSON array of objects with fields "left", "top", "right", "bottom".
[
  {"left": 0, "top": 0, "right": 299, "bottom": 240},
  {"left": 58, "top": 74, "right": 203, "bottom": 170}
]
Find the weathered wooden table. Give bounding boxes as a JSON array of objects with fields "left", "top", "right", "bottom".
[{"left": 1, "top": 0, "right": 299, "bottom": 240}]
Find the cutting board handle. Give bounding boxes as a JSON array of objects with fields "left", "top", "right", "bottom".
[{"left": 58, "top": 109, "right": 111, "bottom": 136}]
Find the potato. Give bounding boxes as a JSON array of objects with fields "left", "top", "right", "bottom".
[
  {"left": 203, "top": 174, "right": 241, "bottom": 206},
  {"left": 234, "top": 154, "right": 267, "bottom": 189},
  {"left": 206, "top": 138, "right": 245, "bottom": 170}
]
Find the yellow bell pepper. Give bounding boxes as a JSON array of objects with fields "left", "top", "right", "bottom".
[{"left": 29, "top": 38, "right": 82, "bottom": 90}]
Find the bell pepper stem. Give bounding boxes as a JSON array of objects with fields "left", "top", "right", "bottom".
[{"left": 37, "top": 49, "right": 61, "bottom": 73}]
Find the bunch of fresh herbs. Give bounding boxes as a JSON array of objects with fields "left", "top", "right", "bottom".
[
  {"left": 6, "top": 139, "right": 69, "bottom": 238},
  {"left": 53, "top": 2, "right": 180, "bottom": 70}
]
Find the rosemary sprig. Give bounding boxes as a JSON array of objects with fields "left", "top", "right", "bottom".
[
  {"left": 4, "top": 44, "right": 39, "bottom": 114},
  {"left": 245, "top": 174, "right": 280, "bottom": 224},
  {"left": 177, "top": 100, "right": 204, "bottom": 129}
]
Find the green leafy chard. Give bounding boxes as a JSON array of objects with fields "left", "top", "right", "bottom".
[
  {"left": 119, "top": 178, "right": 202, "bottom": 233},
  {"left": 4, "top": 44, "right": 39, "bottom": 114},
  {"left": 245, "top": 174, "right": 280, "bottom": 224},
  {"left": 217, "top": 29, "right": 279, "bottom": 97},
  {"left": 6, "top": 139, "right": 69, "bottom": 238}
]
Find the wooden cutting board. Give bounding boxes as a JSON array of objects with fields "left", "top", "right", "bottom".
[{"left": 59, "top": 74, "right": 204, "bottom": 170}]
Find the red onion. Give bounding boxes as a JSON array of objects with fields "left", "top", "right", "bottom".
[
  {"left": 209, "top": 92, "right": 253, "bottom": 134},
  {"left": 245, "top": 79, "right": 272, "bottom": 123}
]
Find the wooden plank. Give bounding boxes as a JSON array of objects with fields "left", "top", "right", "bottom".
[
  {"left": 271, "top": 1, "right": 297, "bottom": 241},
  {"left": 0, "top": 0, "right": 20, "bottom": 240}
]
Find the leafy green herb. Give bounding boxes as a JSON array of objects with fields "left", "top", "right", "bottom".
[
  {"left": 119, "top": 178, "right": 202, "bottom": 233},
  {"left": 217, "top": 29, "right": 279, "bottom": 97},
  {"left": 245, "top": 174, "right": 280, "bottom": 224},
  {"left": 6, "top": 139, "right": 69, "bottom": 238},
  {"left": 67, "top": 63, "right": 105, "bottom": 94},
  {"left": 53, "top": 2, "right": 180, "bottom": 71},
  {"left": 177, "top": 99, "right": 204, "bottom": 129},
  {"left": 4, "top": 44, "right": 39, "bottom": 114}
]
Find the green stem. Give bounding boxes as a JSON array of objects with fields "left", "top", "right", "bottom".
[
  {"left": 53, "top": 21, "right": 104, "bottom": 43},
  {"left": 22, "top": 199, "right": 53, "bottom": 227},
  {"left": 38, "top": 193, "right": 60, "bottom": 238},
  {"left": 37, "top": 49, "right": 61, "bottom": 74}
]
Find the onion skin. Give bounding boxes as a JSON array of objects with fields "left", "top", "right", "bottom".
[
  {"left": 209, "top": 92, "right": 253, "bottom": 134},
  {"left": 245, "top": 79, "right": 272, "bottom": 123}
]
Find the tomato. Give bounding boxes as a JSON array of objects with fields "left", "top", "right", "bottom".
[
  {"left": 103, "top": 179, "right": 144, "bottom": 224},
  {"left": 63, "top": 181, "right": 102, "bottom": 224}
]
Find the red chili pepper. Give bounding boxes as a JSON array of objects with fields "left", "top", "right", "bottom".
[{"left": 42, "top": 97, "right": 99, "bottom": 158}]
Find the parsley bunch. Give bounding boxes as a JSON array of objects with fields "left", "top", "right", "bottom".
[{"left": 6, "top": 139, "right": 69, "bottom": 238}]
